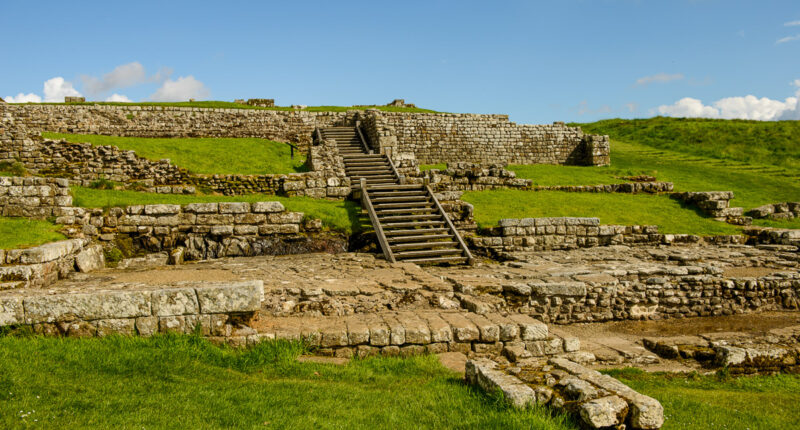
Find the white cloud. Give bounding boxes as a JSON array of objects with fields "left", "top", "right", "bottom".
[
  {"left": 105, "top": 93, "right": 132, "bottom": 102},
  {"left": 43, "top": 77, "right": 81, "bottom": 102},
  {"left": 624, "top": 102, "right": 639, "bottom": 113},
  {"left": 4, "top": 92, "right": 42, "bottom": 103},
  {"left": 635, "top": 73, "right": 684, "bottom": 87},
  {"left": 81, "top": 62, "right": 146, "bottom": 96},
  {"left": 785, "top": 20, "right": 800, "bottom": 27},
  {"left": 777, "top": 34, "right": 800, "bottom": 44},
  {"left": 657, "top": 97, "right": 720, "bottom": 118},
  {"left": 656, "top": 83, "right": 800, "bottom": 121},
  {"left": 148, "top": 76, "right": 209, "bottom": 101}
]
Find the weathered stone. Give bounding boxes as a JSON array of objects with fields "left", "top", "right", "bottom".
[
  {"left": 252, "top": 201, "right": 285, "bottom": 213},
  {"left": 23, "top": 290, "right": 151, "bottom": 323},
  {"left": 152, "top": 288, "right": 199, "bottom": 316},
  {"left": 579, "top": 395, "right": 628, "bottom": 429},
  {"left": 96, "top": 318, "right": 136, "bottom": 336},
  {"left": 75, "top": 244, "right": 105, "bottom": 272},
  {"left": 195, "top": 281, "right": 263, "bottom": 314}
]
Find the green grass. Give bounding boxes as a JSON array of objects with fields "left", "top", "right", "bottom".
[
  {"left": 13, "top": 101, "right": 439, "bottom": 114},
  {"left": 70, "top": 187, "right": 360, "bottom": 234},
  {"left": 43, "top": 133, "right": 307, "bottom": 175},
  {"left": 0, "top": 217, "right": 65, "bottom": 249},
  {"left": 462, "top": 190, "right": 742, "bottom": 235},
  {"left": 752, "top": 217, "right": 800, "bottom": 230},
  {"left": 0, "top": 334, "right": 574, "bottom": 429},
  {"left": 606, "top": 368, "right": 800, "bottom": 430},
  {"left": 576, "top": 117, "right": 800, "bottom": 171}
]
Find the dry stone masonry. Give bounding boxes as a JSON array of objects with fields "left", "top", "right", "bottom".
[
  {"left": 671, "top": 191, "right": 750, "bottom": 225},
  {"left": 0, "top": 176, "right": 73, "bottom": 218},
  {"left": 747, "top": 202, "right": 800, "bottom": 220},
  {"left": 0, "top": 239, "right": 103, "bottom": 289}
]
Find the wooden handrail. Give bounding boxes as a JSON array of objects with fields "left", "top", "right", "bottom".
[
  {"left": 384, "top": 147, "right": 404, "bottom": 185},
  {"left": 360, "top": 178, "right": 396, "bottom": 263},
  {"left": 426, "top": 184, "right": 474, "bottom": 264},
  {"left": 355, "top": 122, "right": 372, "bottom": 154}
]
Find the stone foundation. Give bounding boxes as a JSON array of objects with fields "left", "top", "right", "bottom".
[{"left": 0, "top": 239, "right": 103, "bottom": 289}]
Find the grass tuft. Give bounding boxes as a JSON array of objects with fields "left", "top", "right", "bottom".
[{"left": 0, "top": 216, "right": 65, "bottom": 249}]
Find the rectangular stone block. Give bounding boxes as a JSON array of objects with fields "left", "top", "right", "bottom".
[
  {"left": 195, "top": 280, "right": 263, "bottom": 314},
  {"left": 23, "top": 290, "right": 152, "bottom": 323},
  {"left": 151, "top": 288, "right": 200, "bottom": 316},
  {"left": 185, "top": 203, "right": 218, "bottom": 213},
  {"left": 0, "top": 296, "right": 23, "bottom": 326},
  {"left": 251, "top": 201, "right": 285, "bottom": 213},
  {"left": 508, "top": 314, "right": 548, "bottom": 341},
  {"left": 219, "top": 202, "right": 250, "bottom": 213},
  {"left": 96, "top": 318, "right": 136, "bottom": 336},
  {"left": 144, "top": 204, "right": 181, "bottom": 215},
  {"left": 440, "top": 312, "right": 480, "bottom": 342}
]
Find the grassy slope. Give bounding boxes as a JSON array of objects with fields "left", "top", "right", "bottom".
[
  {"left": 43, "top": 133, "right": 307, "bottom": 175},
  {"left": 607, "top": 368, "right": 800, "bottom": 430},
  {"left": 14, "top": 101, "right": 439, "bottom": 114},
  {"left": 0, "top": 335, "right": 574, "bottom": 430},
  {"left": 457, "top": 118, "right": 800, "bottom": 233},
  {"left": 576, "top": 117, "right": 800, "bottom": 170},
  {"left": 0, "top": 217, "right": 65, "bottom": 249},
  {"left": 71, "top": 187, "right": 359, "bottom": 234},
  {"left": 463, "top": 190, "right": 741, "bottom": 235}
]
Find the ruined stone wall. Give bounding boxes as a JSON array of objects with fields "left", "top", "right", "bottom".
[
  {"left": 6, "top": 104, "right": 351, "bottom": 149},
  {"left": 469, "top": 216, "right": 748, "bottom": 255},
  {"left": 0, "top": 239, "right": 103, "bottom": 289},
  {"left": 360, "top": 111, "right": 610, "bottom": 166},
  {"left": 61, "top": 201, "right": 346, "bottom": 261},
  {"left": 0, "top": 176, "right": 73, "bottom": 218}
]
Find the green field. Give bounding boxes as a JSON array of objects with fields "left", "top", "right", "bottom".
[
  {"left": 71, "top": 187, "right": 359, "bottom": 234},
  {"left": 15, "top": 101, "right": 439, "bottom": 114},
  {"left": 576, "top": 117, "right": 800, "bottom": 171},
  {"left": 452, "top": 117, "right": 800, "bottom": 233},
  {"left": 607, "top": 368, "right": 800, "bottom": 430},
  {"left": 0, "top": 334, "right": 573, "bottom": 430},
  {"left": 462, "top": 190, "right": 742, "bottom": 235},
  {"left": 0, "top": 217, "right": 65, "bottom": 249},
  {"left": 43, "top": 133, "right": 307, "bottom": 175}
]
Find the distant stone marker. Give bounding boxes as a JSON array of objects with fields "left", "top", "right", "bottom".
[
  {"left": 65, "top": 96, "right": 85, "bottom": 103},
  {"left": 387, "top": 98, "right": 416, "bottom": 108},
  {"left": 246, "top": 98, "right": 275, "bottom": 107}
]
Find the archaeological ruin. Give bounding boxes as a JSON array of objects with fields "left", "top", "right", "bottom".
[{"left": 1, "top": 99, "right": 799, "bottom": 429}]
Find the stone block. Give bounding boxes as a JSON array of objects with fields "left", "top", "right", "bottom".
[
  {"left": 75, "top": 244, "right": 105, "bottom": 272},
  {"left": 144, "top": 204, "right": 181, "bottom": 215},
  {"left": 219, "top": 202, "right": 250, "bottom": 213},
  {"left": 0, "top": 296, "right": 24, "bottom": 326},
  {"left": 96, "top": 318, "right": 136, "bottom": 336},
  {"left": 135, "top": 316, "right": 159, "bottom": 336},
  {"left": 195, "top": 280, "right": 263, "bottom": 314},
  {"left": 152, "top": 288, "right": 200, "bottom": 316},
  {"left": 579, "top": 396, "right": 628, "bottom": 429},
  {"left": 508, "top": 314, "right": 548, "bottom": 341},
  {"left": 185, "top": 203, "right": 218, "bottom": 213},
  {"left": 24, "top": 290, "right": 152, "bottom": 323},
  {"left": 251, "top": 201, "right": 285, "bottom": 213}
]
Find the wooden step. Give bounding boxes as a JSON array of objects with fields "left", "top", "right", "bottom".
[
  {"left": 378, "top": 214, "right": 441, "bottom": 222},
  {"left": 369, "top": 190, "right": 427, "bottom": 197},
  {"left": 394, "top": 248, "right": 463, "bottom": 258},
  {"left": 375, "top": 207, "right": 435, "bottom": 215},
  {"left": 381, "top": 220, "right": 446, "bottom": 229},
  {"left": 373, "top": 202, "right": 432, "bottom": 209},
  {"left": 383, "top": 228, "right": 450, "bottom": 236},
  {"left": 391, "top": 241, "right": 458, "bottom": 251},
  {"left": 401, "top": 256, "right": 469, "bottom": 265},
  {"left": 371, "top": 196, "right": 429, "bottom": 203},
  {"left": 386, "top": 234, "right": 452, "bottom": 243}
]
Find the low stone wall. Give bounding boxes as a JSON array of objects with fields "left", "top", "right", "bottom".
[
  {"left": 466, "top": 358, "right": 663, "bottom": 429},
  {"left": 61, "top": 201, "right": 347, "bottom": 260},
  {"left": 470, "top": 217, "right": 663, "bottom": 254},
  {"left": 0, "top": 280, "right": 263, "bottom": 338},
  {"left": 745, "top": 226, "right": 800, "bottom": 248},
  {"left": 361, "top": 110, "right": 610, "bottom": 166},
  {"left": 747, "top": 202, "right": 800, "bottom": 220},
  {"left": 0, "top": 239, "right": 103, "bottom": 289},
  {"left": 671, "top": 191, "right": 750, "bottom": 225},
  {"left": 0, "top": 176, "right": 72, "bottom": 218}
]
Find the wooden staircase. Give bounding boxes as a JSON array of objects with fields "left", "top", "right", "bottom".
[{"left": 319, "top": 126, "right": 473, "bottom": 265}]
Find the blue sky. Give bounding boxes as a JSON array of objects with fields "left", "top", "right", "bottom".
[{"left": 1, "top": 0, "right": 799, "bottom": 123}]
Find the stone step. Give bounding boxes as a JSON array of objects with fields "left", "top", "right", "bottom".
[{"left": 248, "top": 310, "right": 561, "bottom": 358}]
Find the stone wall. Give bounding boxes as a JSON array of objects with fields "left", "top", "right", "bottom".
[
  {"left": 0, "top": 176, "right": 73, "bottom": 218},
  {"left": 671, "top": 191, "right": 750, "bottom": 225},
  {"left": 0, "top": 239, "right": 103, "bottom": 289},
  {"left": 747, "top": 202, "right": 800, "bottom": 220},
  {"left": 470, "top": 217, "right": 664, "bottom": 254},
  {"left": 6, "top": 104, "right": 351, "bottom": 149},
  {"left": 469, "top": 216, "right": 750, "bottom": 255},
  {"left": 0, "top": 280, "right": 263, "bottom": 338},
  {"left": 360, "top": 111, "right": 610, "bottom": 166},
  {"left": 62, "top": 201, "right": 347, "bottom": 260},
  {"left": 5, "top": 104, "right": 609, "bottom": 168}
]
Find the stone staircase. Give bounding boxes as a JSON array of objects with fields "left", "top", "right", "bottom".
[{"left": 319, "top": 126, "right": 473, "bottom": 265}]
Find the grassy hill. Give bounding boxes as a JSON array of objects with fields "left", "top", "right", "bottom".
[{"left": 573, "top": 117, "right": 800, "bottom": 171}]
